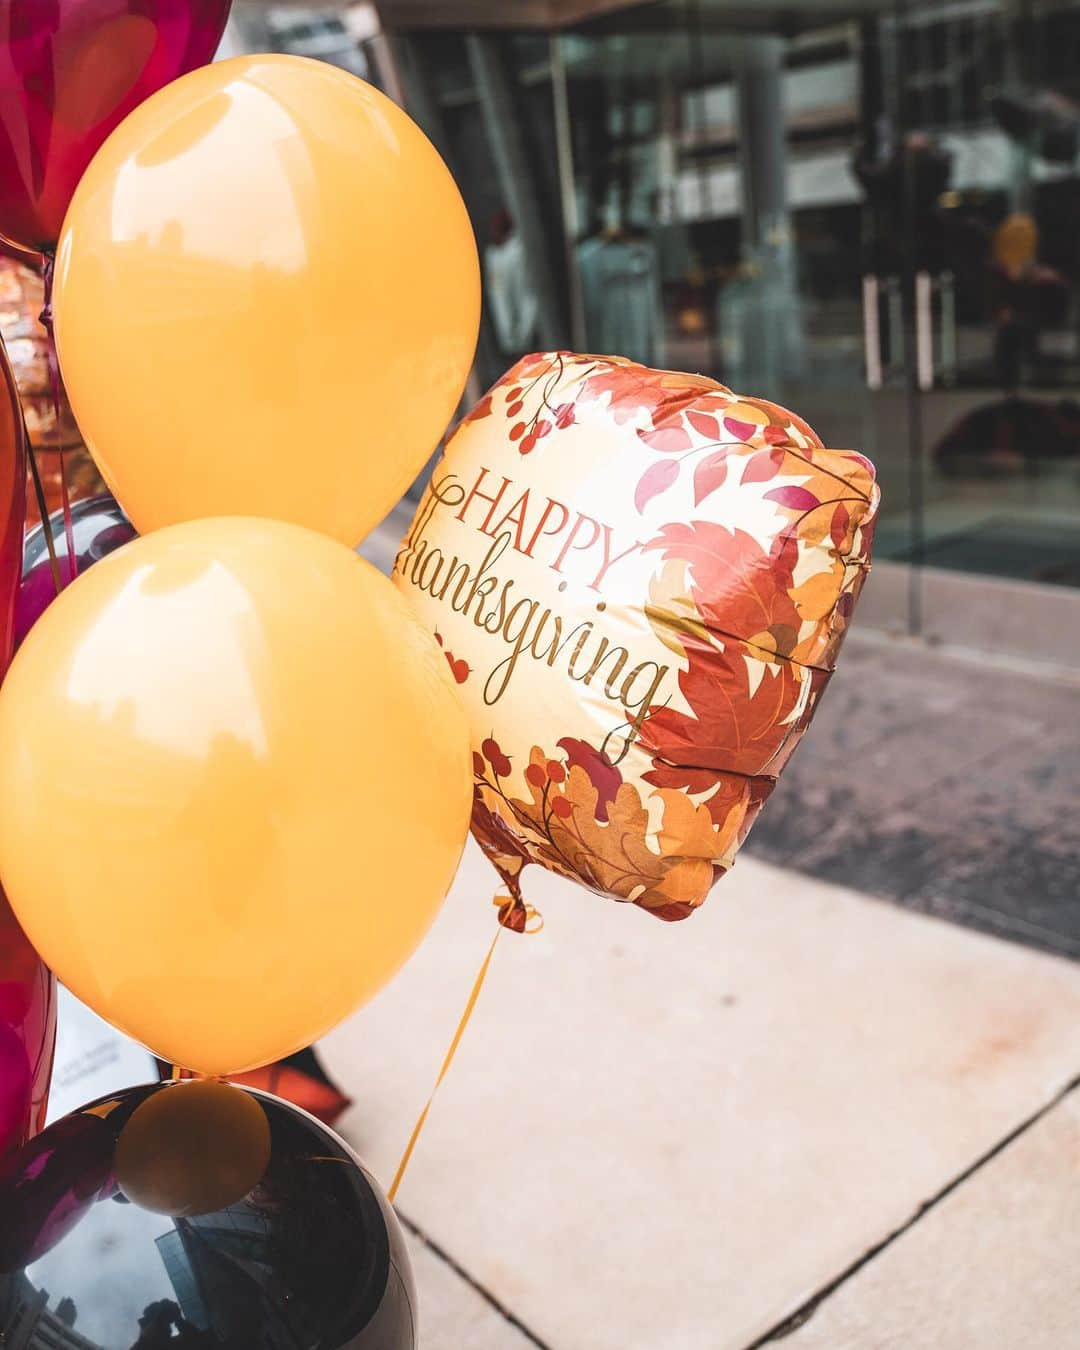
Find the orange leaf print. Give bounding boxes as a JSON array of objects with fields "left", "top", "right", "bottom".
[
  {"left": 644, "top": 522, "right": 801, "bottom": 661},
  {"left": 640, "top": 638, "right": 803, "bottom": 808}
]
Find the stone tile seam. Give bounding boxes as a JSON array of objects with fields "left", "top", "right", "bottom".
[
  {"left": 907, "top": 894, "right": 1080, "bottom": 960},
  {"left": 743, "top": 1073, "right": 1080, "bottom": 1348},
  {"left": 398, "top": 1207, "right": 556, "bottom": 1350}
]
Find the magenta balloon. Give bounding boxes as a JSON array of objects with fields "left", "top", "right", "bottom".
[
  {"left": 0, "top": 0, "right": 232, "bottom": 252},
  {"left": 0, "top": 888, "right": 56, "bottom": 1159},
  {"left": 0, "top": 1022, "right": 30, "bottom": 1160}
]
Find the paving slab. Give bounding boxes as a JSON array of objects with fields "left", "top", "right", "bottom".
[
  {"left": 776, "top": 1089, "right": 1080, "bottom": 1349},
  {"left": 321, "top": 844, "right": 1080, "bottom": 1350},
  {"left": 409, "top": 1234, "right": 538, "bottom": 1350}
]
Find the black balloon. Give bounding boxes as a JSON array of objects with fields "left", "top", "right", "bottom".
[
  {"left": 16, "top": 494, "right": 136, "bottom": 649},
  {"left": 0, "top": 1080, "right": 416, "bottom": 1349}
]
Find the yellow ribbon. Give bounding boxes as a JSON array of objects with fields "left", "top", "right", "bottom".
[{"left": 387, "top": 895, "right": 541, "bottom": 1204}]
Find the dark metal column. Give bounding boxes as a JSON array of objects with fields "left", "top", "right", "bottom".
[
  {"left": 736, "top": 36, "right": 788, "bottom": 254},
  {"left": 465, "top": 33, "right": 566, "bottom": 348},
  {"left": 730, "top": 35, "right": 804, "bottom": 389}
]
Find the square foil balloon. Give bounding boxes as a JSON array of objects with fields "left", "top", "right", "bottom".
[{"left": 394, "top": 353, "right": 879, "bottom": 923}]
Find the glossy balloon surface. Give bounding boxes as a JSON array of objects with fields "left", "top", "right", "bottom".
[
  {"left": 0, "top": 331, "right": 24, "bottom": 675},
  {"left": 53, "top": 54, "right": 480, "bottom": 546},
  {"left": 16, "top": 493, "right": 135, "bottom": 647},
  {"left": 0, "top": 891, "right": 55, "bottom": 1158},
  {"left": 0, "top": 335, "right": 46, "bottom": 1161},
  {"left": 0, "top": 1080, "right": 417, "bottom": 1348},
  {"left": 0, "top": 517, "right": 472, "bottom": 1074},
  {"left": 0, "top": 0, "right": 232, "bottom": 251}
]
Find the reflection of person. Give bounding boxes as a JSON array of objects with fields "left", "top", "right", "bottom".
[
  {"left": 577, "top": 202, "right": 665, "bottom": 366},
  {"left": 131, "top": 1300, "right": 181, "bottom": 1348},
  {"left": 987, "top": 212, "right": 1068, "bottom": 389},
  {"left": 484, "top": 208, "right": 538, "bottom": 360},
  {"left": 130, "top": 1299, "right": 212, "bottom": 1348}
]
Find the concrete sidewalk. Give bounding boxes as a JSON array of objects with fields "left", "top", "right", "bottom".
[
  {"left": 321, "top": 844, "right": 1080, "bottom": 1349},
  {"left": 345, "top": 506, "right": 1080, "bottom": 1347}
]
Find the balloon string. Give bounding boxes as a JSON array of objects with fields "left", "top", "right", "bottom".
[
  {"left": 386, "top": 896, "right": 543, "bottom": 1205},
  {"left": 23, "top": 419, "right": 61, "bottom": 596},
  {"left": 39, "top": 252, "right": 75, "bottom": 585}
]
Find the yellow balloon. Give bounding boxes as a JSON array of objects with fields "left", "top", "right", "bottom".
[
  {"left": 116, "top": 1079, "right": 272, "bottom": 1217},
  {"left": 52, "top": 54, "right": 480, "bottom": 546},
  {"left": 0, "top": 518, "right": 472, "bottom": 1075}
]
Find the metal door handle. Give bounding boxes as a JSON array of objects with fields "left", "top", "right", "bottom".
[
  {"left": 916, "top": 270, "right": 933, "bottom": 391},
  {"left": 862, "top": 274, "right": 883, "bottom": 390}
]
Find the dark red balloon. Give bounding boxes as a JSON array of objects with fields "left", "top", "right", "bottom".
[
  {"left": 0, "top": 336, "right": 24, "bottom": 673},
  {"left": 0, "top": 335, "right": 52, "bottom": 1161},
  {"left": 0, "top": 889, "right": 56, "bottom": 1159},
  {"left": 0, "top": 0, "right": 233, "bottom": 252}
]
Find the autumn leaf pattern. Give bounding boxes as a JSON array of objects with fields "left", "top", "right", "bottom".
[{"left": 404, "top": 352, "right": 879, "bottom": 924}]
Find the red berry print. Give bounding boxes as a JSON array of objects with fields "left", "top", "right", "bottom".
[
  {"left": 525, "top": 763, "right": 547, "bottom": 788},
  {"left": 482, "top": 738, "right": 513, "bottom": 778},
  {"left": 506, "top": 400, "right": 523, "bottom": 417},
  {"left": 551, "top": 797, "right": 572, "bottom": 819},
  {"left": 472, "top": 752, "right": 486, "bottom": 777},
  {"left": 509, "top": 422, "right": 526, "bottom": 441},
  {"left": 546, "top": 759, "right": 566, "bottom": 783},
  {"left": 519, "top": 432, "right": 537, "bottom": 455}
]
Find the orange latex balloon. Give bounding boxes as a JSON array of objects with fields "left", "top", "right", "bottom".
[
  {"left": 52, "top": 54, "right": 480, "bottom": 546},
  {"left": 0, "top": 518, "right": 472, "bottom": 1075}
]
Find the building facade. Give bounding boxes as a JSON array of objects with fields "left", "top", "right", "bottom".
[{"left": 347, "top": 0, "right": 1080, "bottom": 657}]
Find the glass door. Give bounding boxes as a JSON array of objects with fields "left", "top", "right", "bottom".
[
  {"left": 555, "top": 0, "right": 921, "bottom": 629},
  {"left": 896, "top": 0, "right": 1080, "bottom": 593}
]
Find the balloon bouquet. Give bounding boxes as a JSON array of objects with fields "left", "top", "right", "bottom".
[
  {"left": 0, "top": 10, "right": 481, "bottom": 1347},
  {"left": 0, "top": 4, "right": 880, "bottom": 1346}
]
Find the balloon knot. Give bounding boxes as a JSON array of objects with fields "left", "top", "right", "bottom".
[{"left": 494, "top": 896, "right": 544, "bottom": 934}]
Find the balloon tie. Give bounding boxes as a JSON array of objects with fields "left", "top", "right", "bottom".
[
  {"left": 22, "top": 410, "right": 61, "bottom": 596},
  {"left": 387, "top": 893, "right": 542, "bottom": 1204},
  {"left": 39, "top": 251, "right": 76, "bottom": 586}
]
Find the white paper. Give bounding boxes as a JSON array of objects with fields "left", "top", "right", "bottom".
[{"left": 45, "top": 985, "right": 157, "bottom": 1124}]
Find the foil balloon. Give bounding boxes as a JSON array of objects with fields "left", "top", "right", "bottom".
[
  {"left": 0, "top": 517, "right": 472, "bottom": 1075},
  {"left": 0, "top": 1079, "right": 417, "bottom": 1348},
  {"left": 15, "top": 492, "right": 134, "bottom": 647},
  {"left": 0, "top": 889, "right": 56, "bottom": 1158},
  {"left": 394, "top": 352, "right": 879, "bottom": 925},
  {"left": 0, "top": 0, "right": 233, "bottom": 253}
]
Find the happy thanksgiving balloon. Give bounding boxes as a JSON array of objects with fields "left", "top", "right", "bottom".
[{"left": 394, "top": 353, "right": 879, "bottom": 924}]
